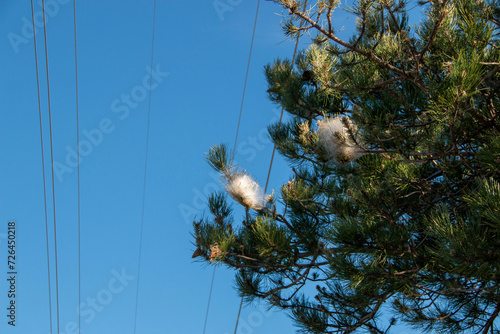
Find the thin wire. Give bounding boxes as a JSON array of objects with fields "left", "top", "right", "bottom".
[
  {"left": 41, "top": 1, "right": 60, "bottom": 333},
  {"left": 202, "top": 3, "right": 262, "bottom": 333},
  {"left": 264, "top": 0, "right": 308, "bottom": 194},
  {"left": 72, "top": 1, "right": 81, "bottom": 333},
  {"left": 133, "top": 1, "right": 157, "bottom": 332},
  {"left": 230, "top": 1, "right": 265, "bottom": 332},
  {"left": 233, "top": 209, "right": 250, "bottom": 334},
  {"left": 231, "top": 0, "right": 261, "bottom": 161},
  {"left": 31, "top": 1, "right": 53, "bottom": 333},
  {"left": 233, "top": 297, "right": 244, "bottom": 334},
  {"left": 233, "top": 2, "right": 308, "bottom": 333},
  {"left": 202, "top": 2, "right": 261, "bottom": 333},
  {"left": 202, "top": 267, "right": 216, "bottom": 334}
]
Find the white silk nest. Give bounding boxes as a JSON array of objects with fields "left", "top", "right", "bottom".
[
  {"left": 224, "top": 172, "right": 264, "bottom": 210},
  {"left": 317, "top": 117, "right": 365, "bottom": 165}
]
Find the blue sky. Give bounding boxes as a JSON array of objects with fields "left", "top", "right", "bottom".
[{"left": 0, "top": 1, "right": 419, "bottom": 334}]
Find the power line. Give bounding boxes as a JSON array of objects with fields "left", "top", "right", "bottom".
[
  {"left": 41, "top": 0, "right": 60, "bottom": 333},
  {"left": 264, "top": 0, "right": 308, "bottom": 194},
  {"left": 233, "top": 296, "right": 245, "bottom": 334},
  {"left": 202, "top": 2, "right": 262, "bottom": 333},
  {"left": 72, "top": 1, "right": 81, "bottom": 333},
  {"left": 31, "top": 0, "right": 53, "bottom": 333},
  {"left": 232, "top": 2, "right": 262, "bottom": 331},
  {"left": 133, "top": 0, "right": 157, "bottom": 332},
  {"left": 231, "top": 0, "right": 261, "bottom": 161},
  {"left": 202, "top": 267, "right": 216, "bottom": 334},
  {"left": 234, "top": 2, "right": 308, "bottom": 333}
]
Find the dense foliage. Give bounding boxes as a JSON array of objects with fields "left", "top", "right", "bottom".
[{"left": 192, "top": 0, "right": 500, "bottom": 333}]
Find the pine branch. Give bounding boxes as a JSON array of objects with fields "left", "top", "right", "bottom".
[{"left": 282, "top": 3, "right": 428, "bottom": 90}]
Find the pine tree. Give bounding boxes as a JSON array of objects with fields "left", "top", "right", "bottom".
[{"left": 192, "top": 0, "right": 500, "bottom": 332}]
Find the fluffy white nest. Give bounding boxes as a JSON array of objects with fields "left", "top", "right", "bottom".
[
  {"left": 224, "top": 172, "right": 264, "bottom": 210},
  {"left": 317, "top": 117, "right": 365, "bottom": 165}
]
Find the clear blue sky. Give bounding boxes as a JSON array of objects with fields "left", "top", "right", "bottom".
[{"left": 0, "top": 1, "right": 419, "bottom": 333}]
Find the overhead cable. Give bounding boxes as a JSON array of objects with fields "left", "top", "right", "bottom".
[
  {"left": 71, "top": 1, "right": 81, "bottom": 333},
  {"left": 205, "top": 2, "right": 262, "bottom": 334},
  {"left": 231, "top": 0, "right": 261, "bottom": 161},
  {"left": 31, "top": 0, "right": 53, "bottom": 333},
  {"left": 133, "top": 0, "right": 157, "bottom": 333},
  {"left": 41, "top": 0, "right": 61, "bottom": 332},
  {"left": 235, "top": 1, "right": 308, "bottom": 333}
]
